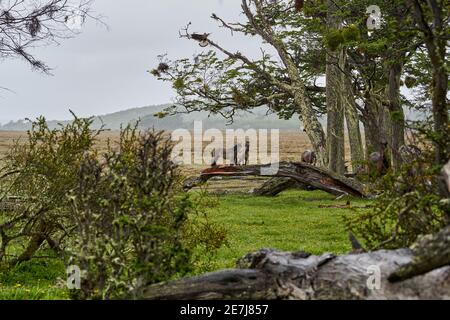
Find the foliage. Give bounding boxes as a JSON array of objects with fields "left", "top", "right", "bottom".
[
  {"left": 0, "top": 114, "right": 103, "bottom": 265},
  {"left": 345, "top": 141, "right": 448, "bottom": 250},
  {"left": 151, "top": 0, "right": 329, "bottom": 122},
  {"left": 67, "top": 125, "right": 226, "bottom": 299},
  {"left": 0, "top": 117, "right": 226, "bottom": 300}
]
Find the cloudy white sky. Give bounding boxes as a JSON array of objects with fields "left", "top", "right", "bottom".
[{"left": 0, "top": 0, "right": 267, "bottom": 123}]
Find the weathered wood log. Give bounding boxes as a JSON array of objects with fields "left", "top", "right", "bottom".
[
  {"left": 388, "top": 225, "right": 450, "bottom": 283},
  {"left": 143, "top": 247, "right": 450, "bottom": 300},
  {"left": 253, "top": 177, "right": 315, "bottom": 196},
  {"left": 143, "top": 269, "right": 272, "bottom": 300},
  {"left": 184, "top": 162, "right": 368, "bottom": 198}
]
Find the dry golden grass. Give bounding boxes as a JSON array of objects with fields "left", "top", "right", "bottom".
[
  {"left": 0, "top": 129, "right": 355, "bottom": 160},
  {"left": 0, "top": 131, "right": 25, "bottom": 158},
  {"left": 0, "top": 129, "right": 315, "bottom": 160},
  {"left": 0, "top": 130, "right": 352, "bottom": 193}
]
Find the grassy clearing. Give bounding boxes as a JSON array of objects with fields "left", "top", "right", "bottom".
[
  {"left": 0, "top": 255, "right": 68, "bottom": 300},
  {"left": 196, "top": 190, "right": 371, "bottom": 271},
  {"left": 0, "top": 189, "right": 372, "bottom": 299}
]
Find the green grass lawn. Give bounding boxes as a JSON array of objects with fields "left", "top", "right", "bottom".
[
  {"left": 199, "top": 190, "right": 371, "bottom": 270},
  {"left": 0, "top": 190, "right": 371, "bottom": 300},
  {"left": 0, "top": 255, "right": 69, "bottom": 300}
]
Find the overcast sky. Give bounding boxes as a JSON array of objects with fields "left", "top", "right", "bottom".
[{"left": 0, "top": 0, "right": 267, "bottom": 123}]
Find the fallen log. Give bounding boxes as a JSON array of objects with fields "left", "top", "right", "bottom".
[
  {"left": 143, "top": 247, "right": 450, "bottom": 300},
  {"left": 388, "top": 225, "right": 450, "bottom": 282},
  {"left": 253, "top": 177, "right": 315, "bottom": 196},
  {"left": 184, "top": 162, "right": 368, "bottom": 198}
]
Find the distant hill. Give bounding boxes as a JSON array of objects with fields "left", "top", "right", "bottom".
[{"left": 0, "top": 104, "right": 301, "bottom": 131}]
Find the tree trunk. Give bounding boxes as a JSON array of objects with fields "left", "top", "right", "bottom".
[
  {"left": 379, "top": 104, "right": 392, "bottom": 155},
  {"left": 143, "top": 246, "right": 450, "bottom": 300},
  {"left": 362, "top": 96, "right": 383, "bottom": 157},
  {"left": 12, "top": 225, "right": 47, "bottom": 265},
  {"left": 295, "top": 91, "right": 328, "bottom": 168},
  {"left": 343, "top": 70, "right": 364, "bottom": 173},
  {"left": 439, "top": 160, "right": 450, "bottom": 221},
  {"left": 407, "top": 0, "right": 449, "bottom": 166},
  {"left": 386, "top": 59, "right": 405, "bottom": 172},
  {"left": 431, "top": 68, "right": 449, "bottom": 165},
  {"left": 326, "top": 0, "right": 345, "bottom": 175},
  {"left": 361, "top": 93, "right": 392, "bottom": 168}
]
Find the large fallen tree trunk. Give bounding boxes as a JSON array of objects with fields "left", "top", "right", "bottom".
[
  {"left": 253, "top": 177, "right": 315, "bottom": 196},
  {"left": 143, "top": 246, "right": 450, "bottom": 300},
  {"left": 389, "top": 225, "right": 450, "bottom": 282},
  {"left": 184, "top": 162, "right": 368, "bottom": 198}
]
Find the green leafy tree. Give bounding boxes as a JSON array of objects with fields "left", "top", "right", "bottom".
[{"left": 152, "top": 0, "right": 329, "bottom": 165}]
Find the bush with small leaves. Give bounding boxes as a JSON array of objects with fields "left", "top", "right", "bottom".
[
  {"left": 345, "top": 145, "right": 447, "bottom": 250},
  {"left": 0, "top": 114, "right": 103, "bottom": 265},
  {"left": 67, "top": 126, "right": 226, "bottom": 299}
]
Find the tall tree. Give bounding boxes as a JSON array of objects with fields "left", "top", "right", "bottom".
[
  {"left": 342, "top": 64, "right": 364, "bottom": 172},
  {"left": 325, "top": 0, "right": 429, "bottom": 171},
  {"left": 407, "top": 0, "right": 449, "bottom": 165},
  {"left": 326, "top": 0, "right": 346, "bottom": 174},
  {"left": 153, "top": 0, "right": 329, "bottom": 165},
  {"left": 153, "top": 0, "right": 445, "bottom": 175}
]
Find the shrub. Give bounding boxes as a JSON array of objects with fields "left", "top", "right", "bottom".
[
  {"left": 1, "top": 117, "right": 226, "bottom": 300},
  {"left": 345, "top": 146, "right": 447, "bottom": 250},
  {"left": 67, "top": 126, "right": 226, "bottom": 299},
  {"left": 0, "top": 114, "right": 103, "bottom": 265}
]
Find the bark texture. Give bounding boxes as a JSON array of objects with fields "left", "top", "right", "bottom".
[
  {"left": 143, "top": 247, "right": 450, "bottom": 300},
  {"left": 389, "top": 225, "right": 450, "bottom": 282},
  {"left": 326, "top": 0, "right": 345, "bottom": 174},
  {"left": 343, "top": 73, "right": 364, "bottom": 173},
  {"left": 362, "top": 95, "right": 391, "bottom": 167},
  {"left": 253, "top": 177, "right": 314, "bottom": 196},
  {"left": 184, "top": 162, "right": 367, "bottom": 198},
  {"left": 385, "top": 59, "right": 405, "bottom": 172}
]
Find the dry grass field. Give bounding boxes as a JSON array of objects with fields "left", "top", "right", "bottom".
[
  {"left": 0, "top": 129, "right": 354, "bottom": 160},
  {"left": 0, "top": 129, "right": 353, "bottom": 194}
]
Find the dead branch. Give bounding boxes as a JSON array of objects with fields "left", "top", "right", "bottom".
[{"left": 184, "top": 162, "right": 368, "bottom": 198}]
